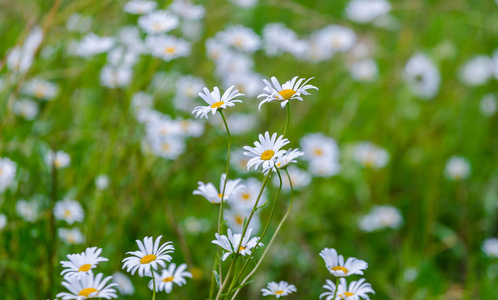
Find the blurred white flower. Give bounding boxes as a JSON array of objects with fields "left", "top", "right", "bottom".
[
  {"left": 404, "top": 53, "right": 440, "bottom": 100},
  {"left": 359, "top": 205, "right": 403, "bottom": 232},
  {"left": 459, "top": 55, "right": 494, "bottom": 86},
  {"left": 225, "top": 113, "right": 258, "bottom": 136},
  {"left": 262, "top": 23, "right": 300, "bottom": 57},
  {"left": 300, "top": 133, "right": 341, "bottom": 177},
  {"left": 113, "top": 272, "right": 134, "bottom": 295},
  {"left": 482, "top": 238, "right": 498, "bottom": 258},
  {"left": 100, "top": 65, "right": 133, "bottom": 88},
  {"left": 183, "top": 216, "right": 210, "bottom": 235},
  {"left": 0, "top": 214, "right": 6, "bottom": 230},
  {"left": 445, "top": 156, "right": 470, "bottom": 181},
  {"left": 58, "top": 227, "right": 85, "bottom": 245},
  {"left": 215, "top": 52, "right": 254, "bottom": 79},
  {"left": 273, "top": 166, "right": 311, "bottom": 191},
  {"left": 480, "top": 94, "right": 497, "bottom": 117},
  {"left": 173, "top": 75, "right": 205, "bottom": 112},
  {"left": 170, "top": 0, "right": 205, "bottom": 20},
  {"left": 138, "top": 11, "right": 179, "bottom": 34},
  {"left": 222, "top": 72, "right": 263, "bottom": 98},
  {"left": 16, "top": 199, "right": 40, "bottom": 222},
  {"left": 231, "top": 149, "right": 251, "bottom": 173},
  {"left": 149, "top": 137, "right": 186, "bottom": 160},
  {"left": 74, "top": 33, "right": 115, "bottom": 57},
  {"left": 65, "top": 13, "right": 92, "bottom": 32},
  {"left": 350, "top": 59, "right": 378, "bottom": 82},
  {"left": 229, "top": 0, "right": 257, "bottom": 8},
  {"left": 205, "top": 38, "right": 230, "bottom": 61},
  {"left": 107, "top": 47, "right": 139, "bottom": 68},
  {"left": 231, "top": 178, "right": 267, "bottom": 210},
  {"left": 23, "top": 78, "right": 59, "bottom": 100},
  {"left": 309, "top": 158, "right": 341, "bottom": 177},
  {"left": 225, "top": 206, "right": 260, "bottom": 233},
  {"left": 217, "top": 25, "right": 261, "bottom": 53},
  {"left": 95, "top": 174, "right": 110, "bottom": 190},
  {"left": 46, "top": 150, "right": 71, "bottom": 169},
  {"left": 54, "top": 198, "right": 84, "bottom": 225},
  {"left": 148, "top": 263, "right": 192, "bottom": 293},
  {"left": 346, "top": 0, "right": 391, "bottom": 23},
  {"left": 403, "top": 267, "right": 418, "bottom": 282},
  {"left": 314, "top": 25, "right": 356, "bottom": 53},
  {"left": 261, "top": 281, "right": 297, "bottom": 298},
  {"left": 353, "top": 142, "right": 389, "bottom": 169},
  {"left": 124, "top": 0, "right": 157, "bottom": 15},
  {"left": 0, "top": 157, "right": 17, "bottom": 193},
  {"left": 177, "top": 118, "right": 204, "bottom": 137},
  {"left": 6, "top": 26, "right": 43, "bottom": 74},
  {"left": 13, "top": 98, "right": 39, "bottom": 120},
  {"left": 146, "top": 35, "right": 191, "bottom": 61}
]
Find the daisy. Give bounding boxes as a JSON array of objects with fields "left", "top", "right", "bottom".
[
  {"left": 243, "top": 132, "right": 289, "bottom": 171},
  {"left": 57, "top": 272, "right": 118, "bottom": 299},
  {"left": 122, "top": 236, "right": 174, "bottom": 277},
  {"left": 350, "top": 59, "right": 378, "bottom": 82},
  {"left": 222, "top": 72, "right": 263, "bottom": 98},
  {"left": 173, "top": 75, "right": 205, "bottom": 112},
  {"left": 124, "top": 0, "right": 157, "bottom": 15},
  {"left": 59, "top": 228, "right": 85, "bottom": 245},
  {"left": 16, "top": 199, "right": 40, "bottom": 222},
  {"left": 22, "top": 78, "right": 59, "bottom": 100},
  {"left": 100, "top": 65, "right": 133, "bottom": 89},
  {"left": 404, "top": 53, "right": 440, "bottom": 100},
  {"left": 170, "top": 0, "right": 205, "bottom": 20},
  {"left": 459, "top": 55, "right": 494, "bottom": 86},
  {"left": 193, "top": 173, "right": 243, "bottom": 204},
  {"left": 300, "top": 133, "right": 339, "bottom": 162},
  {"left": 274, "top": 148, "right": 304, "bottom": 170},
  {"left": 480, "top": 94, "right": 497, "bottom": 117},
  {"left": 60, "top": 247, "right": 109, "bottom": 279},
  {"left": 148, "top": 263, "right": 192, "bottom": 293},
  {"left": 346, "top": 0, "right": 391, "bottom": 24},
  {"left": 339, "top": 278, "right": 375, "bottom": 300},
  {"left": 149, "top": 136, "right": 186, "bottom": 160},
  {"left": 192, "top": 86, "right": 243, "bottom": 119},
  {"left": 217, "top": 25, "right": 261, "bottom": 53},
  {"left": 225, "top": 206, "right": 260, "bottom": 233},
  {"left": 212, "top": 228, "right": 263, "bottom": 261},
  {"left": 13, "top": 98, "right": 39, "bottom": 120},
  {"left": 482, "top": 238, "right": 498, "bottom": 258},
  {"left": 112, "top": 272, "right": 134, "bottom": 295},
  {"left": 261, "top": 281, "right": 297, "bottom": 298},
  {"left": 214, "top": 52, "right": 254, "bottom": 79},
  {"left": 54, "top": 199, "right": 84, "bottom": 225},
  {"left": 273, "top": 166, "right": 311, "bottom": 191},
  {"left": 319, "top": 248, "right": 368, "bottom": 277},
  {"left": 138, "top": 11, "right": 179, "bottom": 34},
  {"left": 146, "top": 35, "right": 191, "bottom": 61},
  {"left": 258, "top": 76, "right": 318, "bottom": 110},
  {"left": 0, "top": 157, "right": 17, "bottom": 193},
  {"left": 314, "top": 25, "right": 356, "bottom": 52},
  {"left": 445, "top": 156, "right": 471, "bottom": 181},
  {"left": 46, "top": 150, "right": 71, "bottom": 169},
  {"left": 359, "top": 205, "right": 403, "bottom": 232},
  {"left": 74, "top": 33, "right": 115, "bottom": 57},
  {"left": 262, "top": 23, "right": 300, "bottom": 57},
  {"left": 95, "top": 175, "right": 109, "bottom": 190},
  {"left": 309, "top": 158, "right": 341, "bottom": 177},
  {"left": 353, "top": 142, "right": 389, "bottom": 169},
  {"left": 231, "top": 178, "right": 267, "bottom": 210}
]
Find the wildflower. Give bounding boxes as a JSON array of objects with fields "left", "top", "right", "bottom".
[
  {"left": 274, "top": 148, "right": 304, "bottom": 170},
  {"left": 170, "top": 0, "right": 205, "bottom": 20},
  {"left": 13, "top": 99, "right": 39, "bottom": 120},
  {"left": 225, "top": 206, "right": 260, "bottom": 233},
  {"left": 0, "top": 157, "right": 17, "bottom": 193},
  {"left": 229, "top": 0, "right": 257, "bottom": 8},
  {"left": 192, "top": 86, "right": 243, "bottom": 119},
  {"left": 222, "top": 72, "right": 264, "bottom": 98},
  {"left": 0, "top": 214, "right": 6, "bottom": 230},
  {"left": 309, "top": 158, "right": 341, "bottom": 177},
  {"left": 273, "top": 166, "right": 311, "bottom": 191},
  {"left": 193, "top": 173, "right": 243, "bottom": 204},
  {"left": 350, "top": 59, "right": 378, "bottom": 82},
  {"left": 74, "top": 33, "right": 115, "bottom": 57},
  {"left": 54, "top": 199, "right": 84, "bottom": 225},
  {"left": 480, "top": 94, "right": 497, "bottom": 117},
  {"left": 183, "top": 217, "right": 210, "bottom": 235},
  {"left": 459, "top": 55, "right": 494, "bottom": 86},
  {"left": 346, "top": 0, "right": 391, "bottom": 24},
  {"left": 212, "top": 228, "right": 263, "bottom": 261},
  {"left": 124, "top": 0, "right": 157, "bottom": 15},
  {"left": 359, "top": 205, "right": 403, "bottom": 232},
  {"left": 6, "top": 26, "right": 43, "bottom": 74},
  {"left": 146, "top": 35, "right": 191, "bottom": 61},
  {"left": 149, "top": 136, "right": 186, "bottom": 160},
  {"left": 46, "top": 150, "right": 71, "bottom": 169},
  {"left": 258, "top": 76, "right": 318, "bottom": 110},
  {"left": 95, "top": 175, "right": 109, "bottom": 190},
  {"left": 148, "top": 263, "right": 192, "bottom": 293},
  {"left": 262, "top": 23, "right": 302, "bottom": 57},
  {"left": 60, "top": 247, "right": 109, "bottom": 279},
  {"left": 59, "top": 228, "right": 85, "bottom": 245},
  {"left": 445, "top": 156, "right": 470, "bottom": 181},
  {"left": 205, "top": 38, "right": 230, "bottom": 61},
  {"left": 218, "top": 25, "right": 261, "bottom": 53},
  {"left": 404, "top": 53, "right": 440, "bottom": 100},
  {"left": 122, "top": 236, "right": 174, "bottom": 277},
  {"left": 16, "top": 199, "right": 40, "bottom": 222},
  {"left": 177, "top": 118, "right": 204, "bottom": 137},
  {"left": 300, "top": 133, "right": 341, "bottom": 177},
  {"left": 482, "top": 238, "right": 498, "bottom": 258},
  {"left": 138, "top": 11, "right": 179, "bottom": 34},
  {"left": 243, "top": 132, "right": 289, "bottom": 171},
  {"left": 112, "top": 272, "right": 134, "bottom": 295},
  {"left": 173, "top": 75, "right": 205, "bottom": 112},
  {"left": 23, "top": 78, "right": 59, "bottom": 100},
  {"left": 353, "top": 142, "right": 389, "bottom": 169},
  {"left": 261, "top": 281, "right": 297, "bottom": 298},
  {"left": 319, "top": 248, "right": 368, "bottom": 277},
  {"left": 314, "top": 25, "right": 356, "bottom": 52},
  {"left": 100, "top": 65, "right": 133, "bottom": 88},
  {"left": 231, "top": 178, "right": 267, "bottom": 210},
  {"left": 215, "top": 52, "right": 254, "bottom": 79},
  {"left": 66, "top": 13, "right": 92, "bottom": 33},
  {"left": 57, "top": 272, "right": 118, "bottom": 299},
  {"left": 320, "top": 278, "right": 375, "bottom": 300}
]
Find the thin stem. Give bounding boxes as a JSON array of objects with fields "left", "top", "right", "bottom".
[
  {"left": 151, "top": 266, "right": 156, "bottom": 300},
  {"left": 47, "top": 147, "right": 57, "bottom": 300},
  {"left": 332, "top": 277, "right": 339, "bottom": 299},
  {"left": 230, "top": 168, "right": 295, "bottom": 300},
  {"left": 283, "top": 104, "right": 291, "bottom": 137},
  {"left": 215, "top": 257, "right": 236, "bottom": 299}
]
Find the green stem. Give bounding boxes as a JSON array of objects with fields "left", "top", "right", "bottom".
[
  {"left": 151, "top": 266, "right": 156, "bottom": 300},
  {"left": 230, "top": 168, "right": 295, "bottom": 300},
  {"left": 332, "top": 277, "right": 339, "bottom": 299},
  {"left": 215, "top": 257, "right": 236, "bottom": 300},
  {"left": 283, "top": 104, "right": 290, "bottom": 137}
]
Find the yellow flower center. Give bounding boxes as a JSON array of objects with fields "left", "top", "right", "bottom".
[
  {"left": 218, "top": 193, "right": 223, "bottom": 198},
  {"left": 239, "top": 246, "right": 246, "bottom": 252},
  {"left": 0, "top": 168, "right": 3, "bottom": 174},
  {"left": 275, "top": 290, "right": 284, "bottom": 295},
  {"left": 210, "top": 101, "right": 224, "bottom": 108},
  {"left": 313, "top": 148, "right": 323, "bottom": 156},
  {"left": 34, "top": 85, "right": 45, "bottom": 98},
  {"left": 78, "top": 288, "right": 98, "bottom": 297},
  {"left": 164, "top": 47, "right": 176, "bottom": 54},
  {"left": 67, "top": 234, "right": 75, "bottom": 244},
  {"left": 233, "top": 37, "right": 244, "bottom": 47},
  {"left": 78, "top": 264, "right": 92, "bottom": 272},
  {"left": 140, "top": 254, "right": 157, "bottom": 264},
  {"left": 235, "top": 215, "right": 244, "bottom": 225},
  {"left": 163, "top": 276, "right": 174, "bottom": 282},
  {"left": 260, "top": 150, "right": 275, "bottom": 161},
  {"left": 331, "top": 266, "right": 349, "bottom": 274},
  {"left": 341, "top": 292, "right": 355, "bottom": 298},
  {"left": 64, "top": 209, "right": 71, "bottom": 218},
  {"left": 241, "top": 193, "right": 250, "bottom": 200},
  {"left": 153, "top": 22, "right": 163, "bottom": 31},
  {"left": 54, "top": 158, "right": 63, "bottom": 168},
  {"left": 278, "top": 89, "right": 296, "bottom": 101},
  {"left": 161, "top": 143, "right": 170, "bottom": 151}
]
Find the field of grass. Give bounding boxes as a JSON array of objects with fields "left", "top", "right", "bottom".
[{"left": 0, "top": 0, "right": 497, "bottom": 299}]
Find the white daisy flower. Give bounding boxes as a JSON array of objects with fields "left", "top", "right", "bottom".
[
  {"left": 320, "top": 278, "right": 375, "bottom": 300},
  {"left": 346, "top": 0, "right": 391, "bottom": 24},
  {"left": 262, "top": 23, "right": 300, "bottom": 57},
  {"left": 445, "top": 156, "right": 471, "bottom": 181},
  {"left": 225, "top": 206, "right": 260, "bottom": 233},
  {"left": 261, "top": 281, "right": 297, "bottom": 298},
  {"left": 139, "top": 11, "right": 179, "bottom": 34},
  {"left": 300, "top": 133, "right": 339, "bottom": 161},
  {"left": 183, "top": 216, "right": 210, "bottom": 235},
  {"left": 309, "top": 158, "right": 341, "bottom": 177},
  {"left": 56, "top": 272, "right": 118, "bottom": 299},
  {"left": 459, "top": 55, "right": 494, "bottom": 86},
  {"left": 60, "top": 247, "right": 109, "bottom": 279},
  {"left": 23, "top": 78, "right": 59, "bottom": 100},
  {"left": 350, "top": 59, "right": 378, "bottom": 82},
  {"left": 231, "top": 178, "right": 267, "bottom": 210},
  {"left": 273, "top": 166, "right": 311, "bottom": 191},
  {"left": 74, "top": 33, "right": 115, "bottom": 57},
  {"left": 319, "top": 248, "right": 368, "bottom": 277},
  {"left": 218, "top": 25, "right": 261, "bottom": 53},
  {"left": 106, "top": 47, "right": 139, "bottom": 68},
  {"left": 353, "top": 142, "right": 389, "bottom": 169},
  {"left": 483, "top": 238, "right": 498, "bottom": 258},
  {"left": 229, "top": 0, "right": 257, "bottom": 8},
  {"left": 170, "top": 0, "right": 205, "bottom": 20},
  {"left": 112, "top": 272, "right": 134, "bottom": 295},
  {"left": 100, "top": 65, "right": 133, "bottom": 89},
  {"left": 146, "top": 35, "right": 191, "bottom": 61},
  {"left": 314, "top": 25, "right": 356, "bottom": 52},
  {"left": 222, "top": 72, "right": 264, "bottom": 98},
  {"left": 59, "top": 228, "right": 85, "bottom": 245},
  {"left": 0, "top": 214, "right": 6, "bottom": 231},
  {"left": 205, "top": 38, "right": 231, "bottom": 61},
  {"left": 258, "top": 76, "right": 318, "bottom": 110},
  {"left": 274, "top": 148, "right": 304, "bottom": 170},
  {"left": 122, "top": 236, "right": 174, "bottom": 277},
  {"left": 480, "top": 94, "right": 497, "bottom": 117},
  {"left": 13, "top": 98, "right": 39, "bottom": 120},
  {"left": 404, "top": 53, "right": 440, "bottom": 100},
  {"left": 212, "top": 228, "right": 263, "bottom": 261},
  {"left": 95, "top": 175, "right": 109, "bottom": 190},
  {"left": 192, "top": 85, "right": 243, "bottom": 119},
  {"left": 177, "top": 118, "right": 204, "bottom": 137},
  {"left": 6, "top": 26, "right": 42, "bottom": 74},
  {"left": 148, "top": 263, "right": 192, "bottom": 293},
  {"left": 359, "top": 205, "right": 403, "bottom": 232},
  {"left": 243, "top": 132, "right": 290, "bottom": 171},
  {"left": 16, "top": 199, "right": 39, "bottom": 222},
  {"left": 149, "top": 136, "right": 186, "bottom": 160},
  {"left": 214, "top": 52, "right": 254, "bottom": 79},
  {"left": 54, "top": 199, "right": 84, "bottom": 225},
  {"left": 0, "top": 157, "right": 17, "bottom": 193},
  {"left": 173, "top": 75, "right": 205, "bottom": 112},
  {"left": 46, "top": 150, "right": 71, "bottom": 169},
  {"left": 124, "top": 0, "right": 157, "bottom": 15},
  {"left": 193, "top": 173, "right": 243, "bottom": 204}
]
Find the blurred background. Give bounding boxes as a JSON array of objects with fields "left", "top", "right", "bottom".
[{"left": 0, "top": 0, "right": 497, "bottom": 299}]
